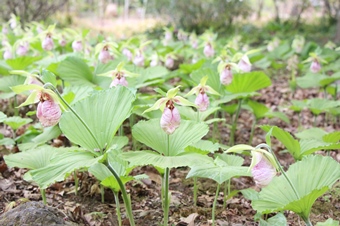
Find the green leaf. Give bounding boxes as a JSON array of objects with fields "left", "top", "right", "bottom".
[
  {"left": 4, "top": 117, "right": 32, "bottom": 130},
  {"left": 57, "top": 57, "right": 95, "bottom": 86},
  {"left": 0, "top": 138, "right": 15, "bottom": 145},
  {"left": 4, "top": 145, "right": 57, "bottom": 170},
  {"left": 30, "top": 149, "right": 101, "bottom": 189},
  {"left": 120, "top": 151, "right": 212, "bottom": 168},
  {"left": 18, "top": 126, "right": 62, "bottom": 150},
  {"left": 0, "top": 111, "right": 7, "bottom": 123},
  {"left": 240, "top": 188, "right": 259, "bottom": 201},
  {"left": 316, "top": 218, "right": 339, "bottom": 226},
  {"left": 6, "top": 56, "right": 42, "bottom": 70},
  {"left": 0, "top": 75, "right": 26, "bottom": 98},
  {"left": 225, "top": 71, "right": 271, "bottom": 93},
  {"left": 259, "top": 213, "right": 287, "bottom": 226},
  {"left": 177, "top": 106, "right": 220, "bottom": 122},
  {"left": 299, "top": 139, "right": 340, "bottom": 156},
  {"left": 252, "top": 155, "right": 340, "bottom": 220},
  {"left": 261, "top": 125, "right": 301, "bottom": 160},
  {"left": 186, "top": 155, "right": 251, "bottom": 184},
  {"left": 306, "top": 98, "right": 340, "bottom": 115},
  {"left": 131, "top": 119, "right": 209, "bottom": 156},
  {"left": 185, "top": 140, "right": 219, "bottom": 155},
  {"left": 59, "top": 87, "right": 135, "bottom": 152},
  {"left": 191, "top": 67, "right": 223, "bottom": 94},
  {"left": 247, "top": 100, "right": 269, "bottom": 119},
  {"left": 295, "top": 128, "right": 327, "bottom": 140}
]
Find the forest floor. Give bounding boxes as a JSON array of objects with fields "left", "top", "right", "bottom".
[{"left": 1, "top": 75, "right": 340, "bottom": 226}]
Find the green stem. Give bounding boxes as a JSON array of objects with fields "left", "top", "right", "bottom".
[
  {"left": 249, "top": 118, "right": 257, "bottom": 145},
  {"left": 129, "top": 114, "right": 137, "bottom": 150},
  {"left": 101, "top": 185, "right": 105, "bottom": 203},
  {"left": 223, "top": 179, "right": 231, "bottom": 209},
  {"left": 213, "top": 111, "right": 218, "bottom": 142},
  {"left": 113, "top": 191, "right": 122, "bottom": 226},
  {"left": 74, "top": 170, "right": 79, "bottom": 196},
  {"left": 212, "top": 184, "right": 220, "bottom": 226},
  {"left": 163, "top": 134, "right": 170, "bottom": 225},
  {"left": 193, "top": 177, "right": 197, "bottom": 207},
  {"left": 44, "top": 83, "right": 102, "bottom": 153},
  {"left": 40, "top": 188, "right": 46, "bottom": 205},
  {"left": 301, "top": 216, "right": 313, "bottom": 226},
  {"left": 229, "top": 99, "right": 242, "bottom": 146},
  {"left": 106, "top": 163, "right": 135, "bottom": 226},
  {"left": 118, "top": 124, "right": 124, "bottom": 136},
  {"left": 255, "top": 144, "right": 300, "bottom": 200},
  {"left": 163, "top": 167, "right": 170, "bottom": 226},
  {"left": 13, "top": 95, "right": 19, "bottom": 116}
]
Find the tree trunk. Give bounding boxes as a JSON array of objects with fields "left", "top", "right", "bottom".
[
  {"left": 273, "top": 0, "right": 280, "bottom": 23},
  {"left": 335, "top": 9, "right": 340, "bottom": 42},
  {"left": 124, "top": 0, "right": 129, "bottom": 20},
  {"left": 257, "top": 0, "right": 264, "bottom": 20}
]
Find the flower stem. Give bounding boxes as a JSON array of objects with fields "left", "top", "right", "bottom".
[
  {"left": 106, "top": 163, "right": 135, "bottom": 226},
  {"left": 163, "top": 167, "right": 170, "bottom": 226},
  {"left": 44, "top": 83, "right": 102, "bottom": 153},
  {"left": 229, "top": 99, "right": 242, "bottom": 146},
  {"left": 163, "top": 134, "right": 170, "bottom": 225},
  {"left": 74, "top": 170, "right": 79, "bottom": 196},
  {"left": 212, "top": 184, "right": 220, "bottom": 226},
  {"left": 223, "top": 179, "right": 231, "bottom": 209},
  {"left": 113, "top": 191, "right": 122, "bottom": 226},
  {"left": 193, "top": 177, "right": 197, "bottom": 207},
  {"left": 101, "top": 185, "right": 105, "bottom": 203},
  {"left": 40, "top": 188, "right": 47, "bottom": 205},
  {"left": 249, "top": 118, "right": 257, "bottom": 145},
  {"left": 255, "top": 144, "right": 300, "bottom": 200}
]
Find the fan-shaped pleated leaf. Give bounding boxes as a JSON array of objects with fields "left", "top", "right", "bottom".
[
  {"left": 225, "top": 71, "right": 271, "bottom": 93},
  {"left": 59, "top": 87, "right": 135, "bottom": 152},
  {"left": 191, "top": 67, "right": 223, "bottom": 94},
  {"left": 186, "top": 155, "right": 251, "bottom": 184},
  {"left": 57, "top": 56, "right": 95, "bottom": 86},
  {"left": 120, "top": 151, "right": 212, "bottom": 168},
  {"left": 6, "top": 56, "right": 42, "bottom": 70},
  {"left": 132, "top": 119, "right": 209, "bottom": 156},
  {"left": 299, "top": 139, "right": 340, "bottom": 156},
  {"left": 30, "top": 149, "right": 101, "bottom": 189},
  {"left": 252, "top": 155, "right": 340, "bottom": 220}
]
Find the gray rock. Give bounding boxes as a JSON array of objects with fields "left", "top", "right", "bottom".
[{"left": 0, "top": 201, "right": 77, "bottom": 226}]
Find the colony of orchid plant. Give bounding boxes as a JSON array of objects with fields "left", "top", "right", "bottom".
[{"left": 1, "top": 14, "right": 340, "bottom": 226}]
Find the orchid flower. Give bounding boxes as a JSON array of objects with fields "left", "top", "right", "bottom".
[
  {"left": 226, "top": 144, "right": 279, "bottom": 188},
  {"left": 292, "top": 35, "right": 305, "bottom": 54},
  {"left": 186, "top": 76, "right": 220, "bottom": 112},
  {"left": 303, "top": 52, "right": 327, "bottom": 74},
  {"left": 95, "top": 42, "right": 117, "bottom": 64},
  {"left": 97, "top": 62, "right": 139, "bottom": 87},
  {"left": 238, "top": 54, "right": 252, "bottom": 72},
  {"left": 143, "top": 86, "right": 196, "bottom": 134},
  {"left": 11, "top": 80, "right": 63, "bottom": 127}
]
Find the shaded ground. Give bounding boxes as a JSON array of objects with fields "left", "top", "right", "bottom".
[{"left": 1, "top": 75, "right": 340, "bottom": 225}]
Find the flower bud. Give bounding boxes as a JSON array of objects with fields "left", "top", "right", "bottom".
[
  {"left": 251, "top": 152, "right": 277, "bottom": 188},
  {"left": 42, "top": 34, "right": 54, "bottom": 51},
  {"left": 310, "top": 59, "right": 321, "bottom": 73},
  {"left": 133, "top": 53, "right": 144, "bottom": 67},
  {"left": 160, "top": 105, "right": 181, "bottom": 135},
  {"left": 165, "top": 31, "right": 172, "bottom": 41},
  {"left": 16, "top": 43, "right": 29, "bottom": 56},
  {"left": 122, "top": 48, "right": 132, "bottom": 61},
  {"left": 36, "top": 93, "right": 61, "bottom": 127},
  {"left": 99, "top": 46, "right": 112, "bottom": 64},
  {"left": 238, "top": 55, "right": 251, "bottom": 72},
  {"left": 195, "top": 92, "right": 209, "bottom": 112},
  {"left": 72, "top": 40, "right": 83, "bottom": 52},
  {"left": 220, "top": 65, "right": 233, "bottom": 85},
  {"left": 165, "top": 56, "right": 174, "bottom": 69},
  {"left": 3, "top": 49, "right": 12, "bottom": 60},
  {"left": 203, "top": 43, "right": 214, "bottom": 58},
  {"left": 59, "top": 37, "right": 67, "bottom": 47},
  {"left": 2, "top": 26, "right": 8, "bottom": 34}
]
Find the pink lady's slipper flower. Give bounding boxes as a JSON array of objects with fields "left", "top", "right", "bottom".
[
  {"left": 59, "top": 36, "right": 67, "bottom": 47},
  {"left": 16, "top": 42, "right": 29, "bottom": 56},
  {"left": 11, "top": 79, "right": 62, "bottom": 127},
  {"left": 144, "top": 86, "right": 197, "bottom": 134},
  {"left": 186, "top": 76, "right": 220, "bottom": 112},
  {"left": 310, "top": 59, "right": 321, "bottom": 73},
  {"left": 226, "top": 144, "right": 279, "bottom": 188},
  {"left": 238, "top": 55, "right": 251, "bottom": 72},
  {"left": 37, "top": 92, "right": 62, "bottom": 127},
  {"left": 98, "top": 45, "right": 112, "bottom": 64},
  {"left": 165, "top": 56, "right": 175, "bottom": 69},
  {"left": 133, "top": 51, "right": 145, "bottom": 67},
  {"left": 250, "top": 151, "right": 277, "bottom": 188},
  {"left": 72, "top": 40, "right": 83, "bottom": 52},
  {"left": 42, "top": 33, "right": 54, "bottom": 51},
  {"left": 160, "top": 100, "right": 181, "bottom": 134},
  {"left": 220, "top": 64, "right": 233, "bottom": 85},
  {"left": 122, "top": 48, "right": 132, "bottom": 61},
  {"left": 3, "top": 49, "right": 12, "bottom": 60},
  {"left": 98, "top": 62, "right": 138, "bottom": 88},
  {"left": 203, "top": 42, "right": 215, "bottom": 58}
]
